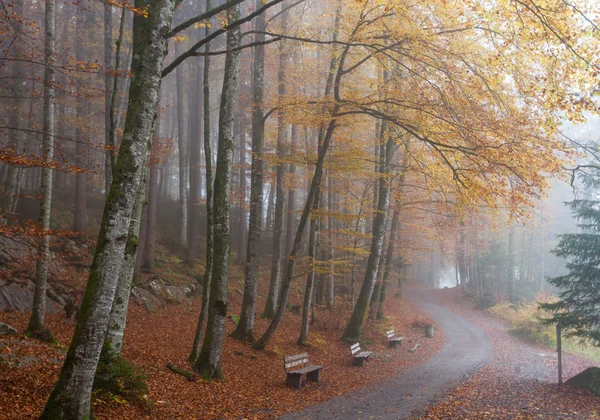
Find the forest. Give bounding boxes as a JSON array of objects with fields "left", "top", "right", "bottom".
[{"left": 1, "top": 0, "right": 600, "bottom": 419}]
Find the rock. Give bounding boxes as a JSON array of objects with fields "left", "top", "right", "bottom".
[
  {"left": 131, "top": 286, "right": 163, "bottom": 313},
  {"left": 567, "top": 367, "right": 600, "bottom": 397},
  {"left": 0, "top": 322, "right": 18, "bottom": 336}
]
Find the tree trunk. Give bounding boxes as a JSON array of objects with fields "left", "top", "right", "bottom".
[
  {"left": 342, "top": 130, "right": 394, "bottom": 342},
  {"left": 142, "top": 157, "right": 159, "bottom": 271},
  {"left": 377, "top": 209, "right": 399, "bottom": 320},
  {"left": 236, "top": 114, "right": 247, "bottom": 263},
  {"left": 298, "top": 192, "right": 320, "bottom": 345},
  {"left": 102, "top": 164, "right": 147, "bottom": 360},
  {"left": 263, "top": 4, "right": 289, "bottom": 319},
  {"left": 175, "top": 41, "right": 188, "bottom": 246},
  {"left": 508, "top": 227, "right": 514, "bottom": 302},
  {"left": 254, "top": 116, "right": 338, "bottom": 350},
  {"left": 194, "top": 3, "right": 241, "bottom": 380},
  {"left": 190, "top": 22, "right": 212, "bottom": 362},
  {"left": 40, "top": 1, "right": 174, "bottom": 417},
  {"left": 74, "top": 4, "right": 88, "bottom": 233},
  {"left": 103, "top": 2, "right": 114, "bottom": 193},
  {"left": 232, "top": 0, "right": 265, "bottom": 342},
  {"left": 186, "top": 55, "right": 203, "bottom": 265},
  {"left": 284, "top": 124, "right": 297, "bottom": 272},
  {"left": 189, "top": 0, "right": 213, "bottom": 364},
  {"left": 27, "top": 0, "right": 56, "bottom": 336}
]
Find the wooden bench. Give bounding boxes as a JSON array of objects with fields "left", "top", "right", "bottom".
[
  {"left": 283, "top": 353, "right": 323, "bottom": 388},
  {"left": 385, "top": 330, "right": 405, "bottom": 348},
  {"left": 350, "top": 342, "right": 372, "bottom": 367}
]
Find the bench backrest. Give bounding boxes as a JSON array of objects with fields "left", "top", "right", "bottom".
[
  {"left": 284, "top": 353, "right": 308, "bottom": 372},
  {"left": 350, "top": 342, "right": 362, "bottom": 355},
  {"left": 386, "top": 330, "right": 395, "bottom": 339}
]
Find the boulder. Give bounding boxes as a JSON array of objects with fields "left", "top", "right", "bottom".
[
  {"left": 0, "top": 322, "right": 18, "bottom": 336},
  {"left": 567, "top": 367, "right": 600, "bottom": 397}
]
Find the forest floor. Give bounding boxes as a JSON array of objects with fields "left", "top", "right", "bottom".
[
  {"left": 419, "top": 286, "right": 600, "bottom": 420},
  {"left": 0, "top": 277, "right": 444, "bottom": 419}
]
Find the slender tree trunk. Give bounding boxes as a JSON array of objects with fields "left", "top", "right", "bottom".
[
  {"left": 4, "top": 0, "right": 25, "bottom": 219},
  {"left": 263, "top": 3, "right": 289, "bottom": 318},
  {"left": 40, "top": 1, "right": 174, "bottom": 417},
  {"left": 74, "top": 4, "right": 88, "bottom": 233},
  {"left": 326, "top": 172, "right": 334, "bottom": 309},
  {"left": 232, "top": 1, "right": 265, "bottom": 342},
  {"left": 265, "top": 182, "right": 275, "bottom": 233},
  {"left": 102, "top": 164, "right": 147, "bottom": 360},
  {"left": 377, "top": 209, "right": 399, "bottom": 320},
  {"left": 298, "top": 192, "right": 320, "bottom": 345},
  {"left": 103, "top": 2, "right": 114, "bottom": 193},
  {"left": 194, "top": 4, "right": 241, "bottom": 380},
  {"left": 236, "top": 115, "right": 247, "bottom": 263},
  {"left": 143, "top": 156, "right": 159, "bottom": 271},
  {"left": 342, "top": 130, "right": 394, "bottom": 342},
  {"left": 190, "top": 0, "right": 213, "bottom": 364},
  {"left": 508, "top": 227, "right": 514, "bottom": 302},
  {"left": 27, "top": 0, "right": 56, "bottom": 336},
  {"left": 254, "top": 116, "right": 338, "bottom": 350},
  {"left": 284, "top": 124, "right": 297, "bottom": 271},
  {"left": 175, "top": 42, "right": 188, "bottom": 246},
  {"left": 187, "top": 55, "right": 203, "bottom": 265}
]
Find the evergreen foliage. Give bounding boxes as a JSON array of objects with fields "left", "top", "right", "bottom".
[{"left": 541, "top": 188, "right": 600, "bottom": 344}]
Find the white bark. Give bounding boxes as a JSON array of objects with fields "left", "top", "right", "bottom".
[
  {"left": 28, "top": 0, "right": 56, "bottom": 335},
  {"left": 41, "top": 2, "right": 174, "bottom": 418}
]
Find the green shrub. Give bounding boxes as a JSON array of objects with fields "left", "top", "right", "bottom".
[{"left": 94, "top": 347, "right": 148, "bottom": 400}]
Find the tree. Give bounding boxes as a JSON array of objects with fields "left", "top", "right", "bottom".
[
  {"left": 232, "top": 0, "right": 267, "bottom": 342},
  {"left": 541, "top": 184, "right": 600, "bottom": 344},
  {"left": 194, "top": 2, "right": 242, "bottom": 380},
  {"left": 27, "top": 0, "right": 56, "bottom": 338},
  {"left": 40, "top": 1, "right": 175, "bottom": 417}
]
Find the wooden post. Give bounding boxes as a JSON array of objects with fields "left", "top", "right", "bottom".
[{"left": 557, "top": 321, "right": 563, "bottom": 385}]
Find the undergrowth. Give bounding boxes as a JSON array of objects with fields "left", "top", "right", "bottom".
[{"left": 488, "top": 295, "right": 600, "bottom": 363}]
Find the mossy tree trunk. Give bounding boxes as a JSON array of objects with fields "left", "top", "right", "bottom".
[
  {"left": 194, "top": 3, "right": 241, "bottom": 380},
  {"left": 40, "top": 1, "right": 174, "bottom": 418}
]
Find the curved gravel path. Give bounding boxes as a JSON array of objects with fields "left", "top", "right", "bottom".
[{"left": 279, "top": 288, "right": 492, "bottom": 420}]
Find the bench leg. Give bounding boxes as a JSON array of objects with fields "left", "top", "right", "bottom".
[
  {"left": 307, "top": 369, "right": 321, "bottom": 383},
  {"left": 353, "top": 357, "right": 365, "bottom": 367},
  {"left": 286, "top": 373, "right": 302, "bottom": 388},
  {"left": 389, "top": 341, "right": 398, "bottom": 349}
]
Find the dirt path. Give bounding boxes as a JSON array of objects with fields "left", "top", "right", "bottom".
[{"left": 280, "top": 288, "right": 492, "bottom": 419}]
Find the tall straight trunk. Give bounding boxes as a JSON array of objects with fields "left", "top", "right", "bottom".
[
  {"left": 74, "top": 4, "right": 88, "bottom": 233},
  {"left": 508, "top": 227, "right": 514, "bottom": 302},
  {"left": 187, "top": 57, "right": 203, "bottom": 264},
  {"left": 284, "top": 124, "right": 297, "bottom": 269},
  {"left": 377, "top": 209, "right": 399, "bottom": 320},
  {"left": 40, "top": 1, "right": 174, "bottom": 417},
  {"left": 102, "top": 165, "right": 147, "bottom": 360},
  {"left": 265, "top": 182, "right": 275, "bottom": 232},
  {"left": 236, "top": 115, "right": 247, "bottom": 263},
  {"left": 232, "top": 1, "right": 266, "bottom": 342},
  {"left": 263, "top": 3, "right": 289, "bottom": 319},
  {"left": 27, "top": 0, "right": 56, "bottom": 336},
  {"left": 103, "top": 2, "right": 114, "bottom": 193},
  {"left": 326, "top": 172, "right": 334, "bottom": 309},
  {"left": 5, "top": 0, "right": 25, "bottom": 218},
  {"left": 175, "top": 42, "right": 188, "bottom": 246},
  {"left": 194, "top": 4, "right": 241, "bottom": 380},
  {"left": 297, "top": 192, "right": 320, "bottom": 345},
  {"left": 143, "top": 151, "right": 159, "bottom": 270},
  {"left": 254, "top": 115, "right": 339, "bottom": 350},
  {"left": 190, "top": 0, "right": 213, "bottom": 364},
  {"left": 342, "top": 130, "right": 394, "bottom": 342}
]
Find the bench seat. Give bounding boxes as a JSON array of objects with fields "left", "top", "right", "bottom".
[
  {"left": 350, "top": 343, "right": 372, "bottom": 367},
  {"left": 385, "top": 330, "right": 405, "bottom": 348},
  {"left": 284, "top": 354, "right": 323, "bottom": 388}
]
